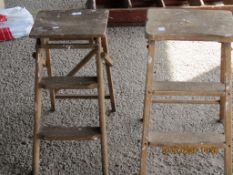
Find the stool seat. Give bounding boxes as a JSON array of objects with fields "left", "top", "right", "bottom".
[
  {"left": 146, "top": 9, "right": 233, "bottom": 42},
  {"left": 30, "top": 9, "right": 109, "bottom": 39}
]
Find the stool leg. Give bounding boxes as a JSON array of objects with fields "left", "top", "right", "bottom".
[
  {"left": 96, "top": 38, "right": 109, "bottom": 175},
  {"left": 102, "top": 36, "right": 116, "bottom": 112},
  {"left": 32, "top": 49, "right": 44, "bottom": 175},
  {"left": 222, "top": 43, "right": 232, "bottom": 175},
  {"left": 106, "top": 66, "right": 116, "bottom": 112},
  {"left": 219, "top": 44, "right": 226, "bottom": 122},
  {"left": 45, "top": 48, "right": 56, "bottom": 111},
  {"left": 140, "top": 41, "right": 156, "bottom": 175}
]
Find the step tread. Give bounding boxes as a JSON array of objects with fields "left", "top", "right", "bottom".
[
  {"left": 39, "top": 126, "right": 101, "bottom": 140},
  {"left": 40, "top": 76, "right": 98, "bottom": 89},
  {"left": 148, "top": 132, "right": 225, "bottom": 147},
  {"left": 153, "top": 81, "right": 225, "bottom": 96}
]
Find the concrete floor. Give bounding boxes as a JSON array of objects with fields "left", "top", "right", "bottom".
[{"left": 0, "top": 1, "right": 232, "bottom": 175}]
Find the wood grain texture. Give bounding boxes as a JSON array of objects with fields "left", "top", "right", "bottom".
[
  {"left": 101, "top": 36, "right": 116, "bottom": 112},
  {"left": 96, "top": 37, "right": 109, "bottom": 175},
  {"left": 152, "top": 99, "right": 220, "bottom": 104},
  {"left": 140, "top": 41, "right": 156, "bottom": 175},
  {"left": 222, "top": 43, "right": 232, "bottom": 175},
  {"left": 146, "top": 9, "right": 233, "bottom": 42},
  {"left": 149, "top": 132, "right": 226, "bottom": 147},
  {"left": 39, "top": 126, "right": 101, "bottom": 140},
  {"left": 56, "top": 95, "right": 111, "bottom": 99},
  {"left": 30, "top": 9, "right": 109, "bottom": 39},
  {"left": 153, "top": 81, "right": 225, "bottom": 96},
  {"left": 32, "top": 47, "right": 45, "bottom": 175},
  {"left": 40, "top": 76, "right": 98, "bottom": 89}
]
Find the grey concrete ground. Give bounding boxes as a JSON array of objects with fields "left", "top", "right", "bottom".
[{"left": 0, "top": 1, "right": 232, "bottom": 175}]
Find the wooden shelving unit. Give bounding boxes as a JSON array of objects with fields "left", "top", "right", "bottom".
[{"left": 86, "top": 0, "right": 233, "bottom": 25}]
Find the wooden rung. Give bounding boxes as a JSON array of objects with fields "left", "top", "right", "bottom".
[
  {"left": 56, "top": 95, "right": 111, "bottom": 99},
  {"left": 40, "top": 76, "right": 98, "bottom": 89},
  {"left": 153, "top": 81, "right": 225, "bottom": 96},
  {"left": 41, "top": 43, "right": 96, "bottom": 49},
  {"left": 152, "top": 99, "right": 220, "bottom": 104},
  {"left": 39, "top": 126, "right": 101, "bottom": 140},
  {"left": 149, "top": 132, "right": 226, "bottom": 147}
]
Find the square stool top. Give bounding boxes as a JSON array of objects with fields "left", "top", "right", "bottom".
[
  {"left": 146, "top": 8, "right": 233, "bottom": 42},
  {"left": 30, "top": 9, "right": 109, "bottom": 39}
]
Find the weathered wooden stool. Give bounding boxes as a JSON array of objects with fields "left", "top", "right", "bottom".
[
  {"left": 29, "top": 9, "right": 115, "bottom": 175},
  {"left": 140, "top": 9, "right": 233, "bottom": 175}
]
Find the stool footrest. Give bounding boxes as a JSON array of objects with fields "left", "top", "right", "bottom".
[
  {"left": 153, "top": 81, "right": 225, "bottom": 96},
  {"left": 40, "top": 76, "right": 98, "bottom": 89},
  {"left": 39, "top": 126, "right": 101, "bottom": 140},
  {"left": 148, "top": 132, "right": 225, "bottom": 147},
  {"left": 56, "top": 95, "right": 111, "bottom": 99}
]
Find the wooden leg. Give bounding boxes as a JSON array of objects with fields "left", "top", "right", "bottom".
[
  {"left": 219, "top": 43, "right": 226, "bottom": 122},
  {"left": 106, "top": 65, "right": 116, "bottom": 112},
  {"left": 45, "top": 48, "right": 56, "bottom": 111},
  {"left": 96, "top": 38, "right": 109, "bottom": 175},
  {"left": 101, "top": 36, "right": 116, "bottom": 112},
  {"left": 222, "top": 43, "right": 232, "bottom": 175},
  {"left": 140, "top": 40, "right": 156, "bottom": 175},
  {"left": 32, "top": 48, "right": 44, "bottom": 175}
]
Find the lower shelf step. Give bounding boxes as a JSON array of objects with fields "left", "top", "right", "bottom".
[
  {"left": 39, "top": 126, "right": 101, "bottom": 140},
  {"left": 40, "top": 76, "right": 98, "bottom": 89},
  {"left": 148, "top": 132, "right": 225, "bottom": 147},
  {"left": 153, "top": 81, "right": 225, "bottom": 96}
]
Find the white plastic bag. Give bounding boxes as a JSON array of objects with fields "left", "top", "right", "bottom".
[{"left": 0, "top": 7, "right": 34, "bottom": 41}]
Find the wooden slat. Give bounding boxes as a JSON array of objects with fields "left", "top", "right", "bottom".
[
  {"left": 153, "top": 81, "right": 225, "bottom": 96},
  {"left": 146, "top": 9, "right": 233, "bottom": 42},
  {"left": 39, "top": 126, "right": 101, "bottom": 140},
  {"left": 41, "top": 43, "right": 96, "bottom": 49},
  {"left": 56, "top": 95, "right": 111, "bottom": 99},
  {"left": 149, "top": 132, "right": 226, "bottom": 147},
  {"left": 40, "top": 76, "right": 98, "bottom": 89},
  {"left": 30, "top": 9, "right": 109, "bottom": 39},
  {"left": 152, "top": 99, "right": 220, "bottom": 104}
]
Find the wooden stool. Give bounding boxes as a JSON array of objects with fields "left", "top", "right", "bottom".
[
  {"left": 29, "top": 9, "right": 116, "bottom": 175},
  {"left": 140, "top": 9, "right": 233, "bottom": 175}
]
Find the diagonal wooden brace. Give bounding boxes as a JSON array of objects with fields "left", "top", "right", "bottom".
[
  {"left": 67, "top": 49, "right": 97, "bottom": 76},
  {"left": 101, "top": 52, "right": 113, "bottom": 66}
]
